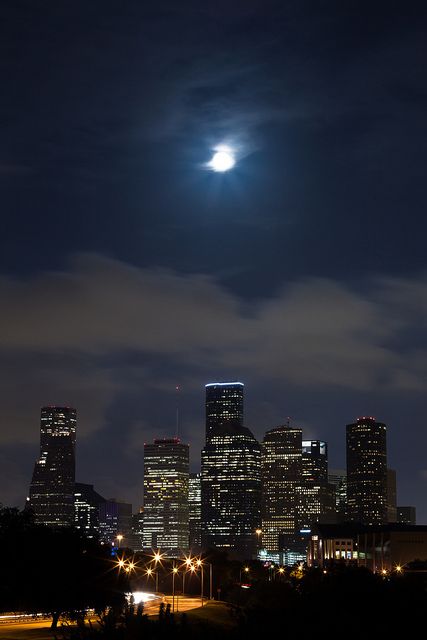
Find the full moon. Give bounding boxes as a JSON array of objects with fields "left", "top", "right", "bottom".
[{"left": 208, "top": 148, "right": 235, "bottom": 172}]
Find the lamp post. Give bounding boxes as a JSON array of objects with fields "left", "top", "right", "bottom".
[
  {"left": 172, "top": 566, "right": 178, "bottom": 612},
  {"left": 196, "top": 559, "right": 204, "bottom": 606},
  {"left": 116, "top": 534, "right": 124, "bottom": 549},
  {"left": 182, "top": 556, "right": 193, "bottom": 595},
  {"left": 209, "top": 562, "right": 213, "bottom": 599},
  {"left": 239, "top": 566, "right": 250, "bottom": 583},
  {"left": 255, "top": 528, "right": 262, "bottom": 555}
]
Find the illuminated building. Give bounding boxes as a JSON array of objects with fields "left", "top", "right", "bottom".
[
  {"left": 205, "top": 382, "right": 244, "bottom": 442},
  {"left": 201, "top": 382, "right": 261, "bottom": 558},
  {"left": 309, "top": 523, "right": 427, "bottom": 572},
  {"left": 74, "top": 482, "right": 104, "bottom": 538},
  {"left": 128, "top": 510, "right": 144, "bottom": 552},
  {"left": 328, "top": 469, "right": 347, "bottom": 522},
  {"left": 27, "top": 406, "right": 76, "bottom": 527},
  {"left": 261, "top": 425, "right": 302, "bottom": 554},
  {"left": 307, "top": 523, "right": 358, "bottom": 567},
  {"left": 143, "top": 438, "right": 189, "bottom": 555},
  {"left": 346, "top": 417, "right": 388, "bottom": 525},
  {"left": 189, "top": 472, "right": 201, "bottom": 552},
  {"left": 397, "top": 506, "right": 416, "bottom": 525},
  {"left": 99, "top": 498, "right": 132, "bottom": 546},
  {"left": 387, "top": 468, "right": 397, "bottom": 523},
  {"left": 298, "top": 440, "right": 335, "bottom": 530}
]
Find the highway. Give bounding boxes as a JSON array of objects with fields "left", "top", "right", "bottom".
[{"left": 0, "top": 596, "right": 206, "bottom": 639}]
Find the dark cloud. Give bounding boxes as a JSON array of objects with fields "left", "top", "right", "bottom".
[{"left": 0, "top": 254, "right": 426, "bottom": 392}]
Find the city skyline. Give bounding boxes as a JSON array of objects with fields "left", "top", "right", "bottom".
[
  {"left": 1, "top": 2, "right": 426, "bottom": 525},
  {"left": 2, "top": 381, "right": 422, "bottom": 524}
]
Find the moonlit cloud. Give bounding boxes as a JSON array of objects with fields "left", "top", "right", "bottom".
[{"left": 0, "top": 253, "right": 426, "bottom": 393}]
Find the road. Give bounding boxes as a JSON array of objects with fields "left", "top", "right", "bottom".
[{"left": 0, "top": 597, "right": 206, "bottom": 639}]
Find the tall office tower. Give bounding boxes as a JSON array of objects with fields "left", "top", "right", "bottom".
[
  {"left": 205, "top": 382, "right": 244, "bottom": 442},
  {"left": 189, "top": 472, "right": 202, "bottom": 552},
  {"left": 346, "top": 416, "right": 387, "bottom": 526},
  {"left": 98, "top": 498, "right": 132, "bottom": 546},
  {"left": 27, "top": 406, "right": 76, "bottom": 527},
  {"left": 201, "top": 382, "right": 261, "bottom": 558},
  {"left": 387, "top": 468, "right": 397, "bottom": 523},
  {"left": 298, "top": 441, "right": 335, "bottom": 530},
  {"left": 127, "top": 510, "right": 144, "bottom": 552},
  {"left": 328, "top": 469, "right": 347, "bottom": 522},
  {"left": 143, "top": 438, "right": 189, "bottom": 555},
  {"left": 397, "top": 506, "right": 416, "bottom": 525},
  {"left": 261, "top": 425, "right": 302, "bottom": 554},
  {"left": 74, "top": 482, "right": 105, "bottom": 538}
]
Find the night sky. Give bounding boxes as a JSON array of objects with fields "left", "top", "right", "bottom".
[{"left": 1, "top": 1, "right": 427, "bottom": 521}]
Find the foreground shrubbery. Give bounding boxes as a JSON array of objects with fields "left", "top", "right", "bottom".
[{"left": 1, "top": 508, "right": 425, "bottom": 637}]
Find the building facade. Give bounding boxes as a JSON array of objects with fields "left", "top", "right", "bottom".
[
  {"left": 205, "top": 382, "right": 244, "bottom": 442},
  {"left": 328, "top": 469, "right": 347, "bottom": 522},
  {"left": 27, "top": 406, "right": 76, "bottom": 527},
  {"left": 189, "top": 472, "right": 202, "bottom": 552},
  {"left": 387, "top": 468, "right": 397, "bottom": 523},
  {"left": 74, "top": 482, "right": 105, "bottom": 538},
  {"left": 397, "top": 506, "right": 416, "bottom": 525},
  {"left": 201, "top": 382, "right": 261, "bottom": 558},
  {"left": 143, "top": 438, "right": 189, "bottom": 555},
  {"left": 261, "top": 425, "right": 302, "bottom": 554},
  {"left": 298, "top": 440, "right": 335, "bottom": 530},
  {"left": 346, "top": 417, "right": 388, "bottom": 526},
  {"left": 98, "top": 498, "right": 132, "bottom": 546},
  {"left": 308, "top": 523, "right": 427, "bottom": 573}
]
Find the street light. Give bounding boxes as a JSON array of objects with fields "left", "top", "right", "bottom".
[
  {"left": 116, "top": 534, "right": 124, "bottom": 548},
  {"left": 172, "top": 566, "right": 179, "bottom": 612},
  {"left": 181, "top": 555, "right": 194, "bottom": 595},
  {"left": 144, "top": 566, "right": 159, "bottom": 592},
  {"left": 239, "top": 566, "right": 250, "bottom": 583},
  {"left": 196, "top": 559, "right": 204, "bottom": 606}
]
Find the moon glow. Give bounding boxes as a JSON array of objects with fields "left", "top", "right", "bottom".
[{"left": 208, "top": 147, "right": 236, "bottom": 172}]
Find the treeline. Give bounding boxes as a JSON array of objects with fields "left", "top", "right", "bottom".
[{"left": 0, "top": 508, "right": 426, "bottom": 637}]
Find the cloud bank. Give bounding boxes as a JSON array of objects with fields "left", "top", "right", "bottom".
[{"left": 1, "top": 253, "right": 426, "bottom": 392}]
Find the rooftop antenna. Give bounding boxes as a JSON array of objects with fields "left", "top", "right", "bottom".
[
  {"left": 175, "top": 385, "right": 181, "bottom": 438},
  {"left": 286, "top": 416, "right": 291, "bottom": 428}
]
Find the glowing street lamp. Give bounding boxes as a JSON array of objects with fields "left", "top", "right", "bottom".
[
  {"left": 239, "top": 566, "right": 250, "bottom": 583},
  {"left": 172, "top": 566, "right": 179, "bottom": 612},
  {"left": 116, "top": 534, "right": 124, "bottom": 548},
  {"left": 181, "top": 556, "right": 195, "bottom": 596},
  {"left": 195, "top": 558, "right": 205, "bottom": 606},
  {"left": 145, "top": 566, "right": 159, "bottom": 591}
]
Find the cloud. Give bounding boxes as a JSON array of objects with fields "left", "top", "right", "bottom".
[{"left": 0, "top": 253, "right": 426, "bottom": 396}]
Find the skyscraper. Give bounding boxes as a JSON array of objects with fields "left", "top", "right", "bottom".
[
  {"left": 98, "top": 498, "right": 132, "bottom": 546},
  {"left": 205, "top": 382, "right": 244, "bottom": 442},
  {"left": 28, "top": 406, "right": 76, "bottom": 527},
  {"left": 201, "top": 382, "right": 261, "bottom": 558},
  {"left": 397, "top": 506, "right": 416, "bottom": 525},
  {"left": 261, "top": 425, "right": 302, "bottom": 554},
  {"left": 298, "top": 440, "right": 335, "bottom": 530},
  {"left": 74, "top": 482, "right": 105, "bottom": 539},
  {"left": 328, "top": 469, "right": 347, "bottom": 522},
  {"left": 346, "top": 416, "right": 387, "bottom": 526},
  {"left": 189, "top": 472, "right": 201, "bottom": 552},
  {"left": 143, "top": 438, "right": 189, "bottom": 555},
  {"left": 387, "top": 468, "right": 397, "bottom": 523}
]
